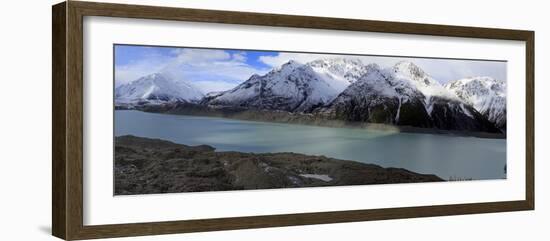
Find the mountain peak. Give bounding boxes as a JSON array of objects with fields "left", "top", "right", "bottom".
[
  {"left": 115, "top": 72, "right": 203, "bottom": 105},
  {"left": 393, "top": 61, "right": 425, "bottom": 76},
  {"left": 271, "top": 60, "right": 304, "bottom": 74},
  {"left": 307, "top": 57, "right": 365, "bottom": 69},
  {"left": 249, "top": 73, "right": 261, "bottom": 79},
  {"left": 121, "top": 57, "right": 505, "bottom": 134},
  {"left": 451, "top": 76, "right": 502, "bottom": 85},
  {"left": 392, "top": 61, "right": 440, "bottom": 88},
  {"left": 365, "top": 63, "right": 381, "bottom": 71},
  {"left": 446, "top": 76, "right": 505, "bottom": 93},
  {"left": 299, "top": 58, "right": 375, "bottom": 94},
  {"left": 150, "top": 72, "right": 163, "bottom": 78},
  {"left": 137, "top": 72, "right": 165, "bottom": 82},
  {"left": 445, "top": 76, "right": 506, "bottom": 130},
  {"left": 282, "top": 60, "right": 302, "bottom": 68}
]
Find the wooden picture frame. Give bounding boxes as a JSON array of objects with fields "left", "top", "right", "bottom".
[{"left": 52, "top": 1, "right": 534, "bottom": 240}]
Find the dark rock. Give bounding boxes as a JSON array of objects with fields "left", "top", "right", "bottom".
[{"left": 114, "top": 135, "right": 444, "bottom": 195}]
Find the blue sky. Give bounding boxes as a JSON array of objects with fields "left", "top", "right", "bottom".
[
  {"left": 115, "top": 45, "right": 277, "bottom": 69},
  {"left": 115, "top": 45, "right": 277, "bottom": 92},
  {"left": 114, "top": 44, "right": 506, "bottom": 93}
]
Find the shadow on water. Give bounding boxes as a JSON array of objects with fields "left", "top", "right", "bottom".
[{"left": 115, "top": 110, "right": 507, "bottom": 180}]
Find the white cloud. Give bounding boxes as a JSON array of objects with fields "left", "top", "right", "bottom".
[
  {"left": 162, "top": 49, "right": 270, "bottom": 93},
  {"left": 115, "top": 55, "right": 170, "bottom": 87},
  {"left": 171, "top": 48, "right": 230, "bottom": 63},
  {"left": 115, "top": 48, "right": 269, "bottom": 93},
  {"left": 115, "top": 64, "right": 157, "bottom": 87},
  {"left": 116, "top": 47, "right": 506, "bottom": 93},
  {"left": 191, "top": 80, "right": 241, "bottom": 94},
  {"left": 232, "top": 52, "right": 247, "bottom": 62},
  {"left": 413, "top": 59, "right": 506, "bottom": 83}
]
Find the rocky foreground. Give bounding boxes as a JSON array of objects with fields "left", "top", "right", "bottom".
[{"left": 115, "top": 135, "right": 443, "bottom": 195}]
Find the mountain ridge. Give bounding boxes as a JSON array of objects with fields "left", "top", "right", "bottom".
[
  {"left": 203, "top": 59, "right": 371, "bottom": 112},
  {"left": 115, "top": 58, "right": 505, "bottom": 134},
  {"left": 115, "top": 72, "right": 203, "bottom": 105},
  {"left": 445, "top": 76, "right": 506, "bottom": 130}
]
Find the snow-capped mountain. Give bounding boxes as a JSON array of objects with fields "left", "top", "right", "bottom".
[
  {"left": 319, "top": 62, "right": 501, "bottom": 133},
  {"left": 445, "top": 77, "right": 506, "bottom": 130},
  {"left": 119, "top": 58, "right": 505, "bottom": 134},
  {"left": 392, "top": 61, "right": 458, "bottom": 102},
  {"left": 392, "top": 61, "right": 501, "bottom": 132},
  {"left": 307, "top": 58, "right": 369, "bottom": 91},
  {"left": 115, "top": 73, "right": 203, "bottom": 105},
  {"left": 317, "top": 63, "right": 432, "bottom": 127},
  {"left": 204, "top": 59, "right": 370, "bottom": 112}
]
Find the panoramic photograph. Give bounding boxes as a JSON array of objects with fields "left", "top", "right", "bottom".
[{"left": 113, "top": 44, "right": 507, "bottom": 195}]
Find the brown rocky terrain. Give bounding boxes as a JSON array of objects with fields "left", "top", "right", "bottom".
[{"left": 114, "top": 135, "right": 444, "bottom": 195}]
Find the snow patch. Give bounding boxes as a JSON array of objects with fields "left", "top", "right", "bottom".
[
  {"left": 445, "top": 76, "right": 506, "bottom": 128},
  {"left": 115, "top": 72, "right": 204, "bottom": 104},
  {"left": 460, "top": 103, "right": 474, "bottom": 118},
  {"left": 299, "top": 174, "right": 333, "bottom": 182},
  {"left": 395, "top": 97, "right": 402, "bottom": 123}
]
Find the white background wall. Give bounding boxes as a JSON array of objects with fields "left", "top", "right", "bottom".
[{"left": 0, "top": 0, "right": 547, "bottom": 240}]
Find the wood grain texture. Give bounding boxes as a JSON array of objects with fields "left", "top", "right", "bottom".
[
  {"left": 51, "top": 1, "right": 535, "bottom": 240},
  {"left": 52, "top": 2, "right": 67, "bottom": 240},
  {"left": 71, "top": 1, "right": 533, "bottom": 40},
  {"left": 525, "top": 32, "right": 535, "bottom": 209},
  {"left": 73, "top": 201, "right": 531, "bottom": 240},
  {"left": 66, "top": 1, "right": 85, "bottom": 240}
]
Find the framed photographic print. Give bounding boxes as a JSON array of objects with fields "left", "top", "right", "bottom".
[{"left": 52, "top": 1, "right": 534, "bottom": 240}]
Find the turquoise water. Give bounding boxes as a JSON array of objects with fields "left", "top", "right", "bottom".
[{"left": 115, "top": 110, "right": 506, "bottom": 180}]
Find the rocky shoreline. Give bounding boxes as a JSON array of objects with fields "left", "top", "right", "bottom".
[
  {"left": 114, "top": 135, "right": 444, "bottom": 195},
  {"left": 122, "top": 103, "right": 506, "bottom": 139}
]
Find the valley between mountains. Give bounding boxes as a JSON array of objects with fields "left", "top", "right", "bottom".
[
  {"left": 115, "top": 58, "right": 506, "bottom": 137},
  {"left": 113, "top": 56, "right": 507, "bottom": 194}
]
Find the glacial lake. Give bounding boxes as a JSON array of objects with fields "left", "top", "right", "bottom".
[{"left": 115, "top": 110, "right": 506, "bottom": 180}]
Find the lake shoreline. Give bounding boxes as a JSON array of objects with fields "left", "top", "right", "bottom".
[
  {"left": 115, "top": 135, "right": 444, "bottom": 195},
  {"left": 115, "top": 109, "right": 507, "bottom": 180},
  {"left": 118, "top": 103, "right": 506, "bottom": 139}
]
